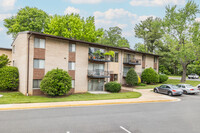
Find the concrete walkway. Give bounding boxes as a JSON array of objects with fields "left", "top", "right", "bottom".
[{"left": 0, "top": 88, "right": 180, "bottom": 111}]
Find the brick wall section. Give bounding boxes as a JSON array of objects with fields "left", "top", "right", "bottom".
[
  {"left": 32, "top": 89, "right": 44, "bottom": 95},
  {"left": 142, "top": 61, "right": 145, "bottom": 68},
  {"left": 34, "top": 48, "right": 45, "bottom": 59},
  {"left": 68, "top": 52, "right": 76, "bottom": 62},
  {"left": 154, "top": 63, "right": 157, "bottom": 69},
  {"left": 33, "top": 69, "right": 45, "bottom": 79},
  {"left": 68, "top": 70, "right": 75, "bottom": 79}
]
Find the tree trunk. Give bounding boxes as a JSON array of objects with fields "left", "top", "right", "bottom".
[{"left": 181, "top": 63, "right": 187, "bottom": 82}]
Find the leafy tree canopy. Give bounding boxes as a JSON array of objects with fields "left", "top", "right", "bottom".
[
  {"left": 4, "top": 6, "right": 49, "bottom": 38},
  {"left": 44, "top": 14, "right": 104, "bottom": 42},
  {"left": 98, "top": 26, "right": 130, "bottom": 48}
]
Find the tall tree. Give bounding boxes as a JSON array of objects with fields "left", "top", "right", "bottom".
[
  {"left": 163, "top": 0, "right": 200, "bottom": 82},
  {"left": 99, "top": 26, "right": 130, "bottom": 47},
  {"left": 134, "top": 43, "right": 146, "bottom": 52},
  {"left": 4, "top": 6, "right": 49, "bottom": 38},
  {"left": 134, "top": 17, "right": 163, "bottom": 53},
  {"left": 44, "top": 14, "right": 104, "bottom": 43}
]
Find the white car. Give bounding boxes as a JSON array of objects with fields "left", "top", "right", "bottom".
[
  {"left": 188, "top": 74, "right": 199, "bottom": 79},
  {"left": 177, "top": 84, "right": 199, "bottom": 94}
]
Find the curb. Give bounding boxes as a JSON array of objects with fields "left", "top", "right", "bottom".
[{"left": 0, "top": 99, "right": 180, "bottom": 111}]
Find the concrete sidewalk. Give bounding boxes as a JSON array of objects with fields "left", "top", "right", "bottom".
[{"left": 0, "top": 88, "right": 180, "bottom": 111}]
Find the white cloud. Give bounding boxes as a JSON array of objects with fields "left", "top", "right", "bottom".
[
  {"left": 130, "top": 0, "right": 185, "bottom": 7},
  {"left": 117, "top": 24, "right": 128, "bottom": 29},
  {"left": 0, "top": 27, "right": 3, "bottom": 31},
  {"left": 94, "top": 8, "right": 136, "bottom": 20},
  {"left": 64, "top": 6, "right": 80, "bottom": 14},
  {"left": 138, "top": 15, "right": 156, "bottom": 21},
  {"left": 70, "top": 0, "right": 124, "bottom": 4},
  {"left": 195, "top": 18, "right": 200, "bottom": 22},
  {"left": 0, "top": 14, "right": 12, "bottom": 21},
  {"left": 0, "top": 0, "right": 16, "bottom": 10}
]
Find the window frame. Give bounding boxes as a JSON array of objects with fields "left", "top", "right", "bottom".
[
  {"left": 68, "top": 62, "right": 76, "bottom": 70},
  {"left": 33, "top": 59, "right": 45, "bottom": 69},
  {"left": 33, "top": 79, "right": 42, "bottom": 89},
  {"left": 34, "top": 38, "right": 46, "bottom": 49},
  {"left": 69, "top": 44, "right": 76, "bottom": 52}
]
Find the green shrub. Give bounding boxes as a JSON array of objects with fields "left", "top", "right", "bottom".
[
  {"left": 125, "top": 68, "right": 138, "bottom": 86},
  {"left": 0, "top": 66, "right": 19, "bottom": 91},
  {"left": 40, "top": 68, "right": 72, "bottom": 96},
  {"left": 0, "top": 54, "right": 11, "bottom": 68},
  {"left": 137, "top": 83, "right": 146, "bottom": 86},
  {"left": 159, "top": 74, "right": 168, "bottom": 83},
  {"left": 105, "top": 81, "right": 121, "bottom": 93},
  {"left": 141, "top": 67, "right": 159, "bottom": 84}
]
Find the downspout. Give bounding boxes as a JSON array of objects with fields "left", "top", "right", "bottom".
[{"left": 27, "top": 33, "right": 33, "bottom": 96}]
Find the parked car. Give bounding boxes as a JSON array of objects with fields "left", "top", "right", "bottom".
[
  {"left": 177, "top": 84, "right": 199, "bottom": 94},
  {"left": 188, "top": 73, "right": 199, "bottom": 79},
  {"left": 154, "top": 84, "right": 183, "bottom": 96}
]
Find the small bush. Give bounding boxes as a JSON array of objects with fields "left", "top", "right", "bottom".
[
  {"left": 137, "top": 83, "right": 146, "bottom": 86},
  {"left": 141, "top": 67, "right": 159, "bottom": 84},
  {"left": 125, "top": 68, "right": 138, "bottom": 86},
  {"left": 138, "top": 75, "right": 141, "bottom": 84},
  {"left": 0, "top": 66, "right": 19, "bottom": 91},
  {"left": 159, "top": 74, "right": 168, "bottom": 83},
  {"left": 105, "top": 82, "right": 121, "bottom": 93},
  {"left": 40, "top": 68, "right": 72, "bottom": 96}
]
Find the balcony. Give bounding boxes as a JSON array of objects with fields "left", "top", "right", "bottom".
[
  {"left": 123, "top": 58, "right": 141, "bottom": 65},
  {"left": 88, "top": 70, "right": 110, "bottom": 78},
  {"left": 88, "top": 54, "right": 111, "bottom": 62}
]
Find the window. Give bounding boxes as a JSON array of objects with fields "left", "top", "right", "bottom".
[
  {"left": 71, "top": 80, "right": 75, "bottom": 88},
  {"left": 68, "top": 62, "right": 75, "bottom": 70},
  {"left": 33, "top": 59, "right": 45, "bottom": 69},
  {"left": 69, "top": 44, "right": 76, "bottom": 52},
  {"left": 114, "top": 74, "right": 118, "bottom": 81},
  {"left": 111, "top": 52, "right": 118, "bottom": 62},
  {"left": 33, "top": 79, "right": 42, "bottom": 88},
  {"left": 34, "top": 38, "right": 45, "bottom": 48},
  {"left": 154, "top": 57, "right": 157, "bottom": 63}
]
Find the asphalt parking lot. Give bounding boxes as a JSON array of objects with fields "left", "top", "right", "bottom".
[{"left": 0, "top": 93, "right": 199, "bottom": 133}]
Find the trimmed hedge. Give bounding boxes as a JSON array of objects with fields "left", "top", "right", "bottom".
[
  {"left": 105, "top": 81, "right": 121, "bottom": 93},
  {"left": 125, "top": 68, "right": 138, "bottom": 86},
  {"left": 159, "top": 74, "right": 168, "bottom": 83},
  {"left": 0, "top": 66, "right": 19, "bottom": 91},
  {"left": 141, "top": 68, "right": 159, "bottom": 84},
  {"left": 40, "top": 68, "right": 72, "bottom": 96}
]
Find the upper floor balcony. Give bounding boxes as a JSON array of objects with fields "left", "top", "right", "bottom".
[
  {"left": 88, "top": 54, "right": 111, "bottom": 62},
  {"left": 123, "top": 58, "right": 141, "bottom": 65},
  {"left": 88, "top": 70, "right": 110, "bottom": 78}
]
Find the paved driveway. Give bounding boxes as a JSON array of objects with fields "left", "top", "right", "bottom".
[
  {"left": 169, "top": 77, "right": 200, "bottom": 81},
  {"left": 0, "top": 93, "right": 199, "bottom": 133}
]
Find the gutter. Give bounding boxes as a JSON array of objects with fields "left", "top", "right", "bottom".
[{"left": 27, "top": 33, "right": 33, "bottom": 96}]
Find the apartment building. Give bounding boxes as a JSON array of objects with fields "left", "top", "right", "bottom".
[{"left": 9, "top": 31, "right": 159, "bottom": 96}]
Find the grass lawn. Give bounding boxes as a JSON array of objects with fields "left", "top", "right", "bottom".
[
  {"left": 167, "top": 75, "right": 181, "bottom": 78},
  {"left": 135, "top": 79, "right": 200, "bottom": 89},
  {"left": 0, "top": 91, "right": 141, "bottom": 104}
]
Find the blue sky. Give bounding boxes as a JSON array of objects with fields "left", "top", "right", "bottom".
[{"left": 0, "top": 0, "right": 200, "bottom": 49}]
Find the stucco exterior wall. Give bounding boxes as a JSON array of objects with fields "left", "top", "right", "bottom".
[
  {"left": 75, "top": 43, "right": 88, "bottom": 93},
  {"left": 12, "top": 33, "right": 28, "bottom": 95},
  {"left": 0, "top": 49, "right": 12, "bottom": 65},
  {"left": 134, "top": 53, "right": 143, "bottom": 75},
  {"left": 145, "top": 55, "right": 154, "bottom": 69},
  {"left": 45, "top": 37, "right": 69, "bottom": 72}
]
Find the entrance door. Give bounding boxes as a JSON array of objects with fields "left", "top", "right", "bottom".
[{"left": 88, "top": 79, "right": 104, "bottom": 91}]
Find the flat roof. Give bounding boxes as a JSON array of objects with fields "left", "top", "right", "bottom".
[
  {"left": 15, "top": 31, "right": 160, "bottom": 57},
  {"left": 0, "top": 47, "right": 12, "bottom": 51}
]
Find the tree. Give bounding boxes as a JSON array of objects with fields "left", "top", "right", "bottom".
[
  {"left": 0, "top": 54, "right": 10, "bottom": 68},
  {"left": 44, "top": 14, "right": 104, "bottom": 43},
  {"left": 99, "top": 26, "right": 130, "bottom": 47},
  {"left": 134, "top": 43, "right": 146, "bottom": 52},
  {"left": 4, "top": 6, "right": 49, "bottom": 38},
  {"left": 134, "top": 17, "right": 163, "bottom": 53},
  {"left": 125, "top": 68, "right": 138, "bottom": 86},
  {"left": 141, "top": 68, "right": 159, "bottom": 84},
  {"left": 163, "top": 1, "right": 200, "bottom": 82}
]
